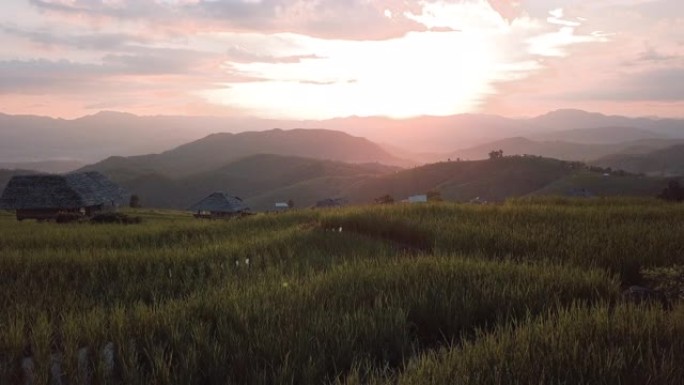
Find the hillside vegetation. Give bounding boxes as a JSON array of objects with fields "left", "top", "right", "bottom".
[
  {"left": 82, "top": 128, "right": 409, "bottom": 178},
  {"left": 0, "top": 199, "right": 683, "bottom": 384},
  {"left": 85, "top": 154, "right": 398, "bottom": 210},
  {"left": 75, "top": 155, "right": 675, "bottom": 211},
  {"left": 450, "top": 136, "right": 684, "bottom": 162},
  {"left": 593, "top": 144, "right": 684, "bottom": 176}
]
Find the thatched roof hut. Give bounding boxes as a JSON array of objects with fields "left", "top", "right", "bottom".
[
  {"left": 0, "top": 171, "right": 128, "bottom": 220},
  {"left": 189, "top": 192, "right": 249, "bottom": 218}
]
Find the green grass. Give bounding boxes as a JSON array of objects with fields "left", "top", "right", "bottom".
[
  {"left": 360, "top": 303, "right": 684, "bottom": 385},
  {"left": 0, "top": 198, "right": 682, "bottom": 384},
  {"left": 321, "top": 200, "right": 684, "bottom": 282}
]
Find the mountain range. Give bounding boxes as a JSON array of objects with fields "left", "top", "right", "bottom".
[
  {"left": 1, "top": 109, "right": 683, "bottom": 168},
  {"left": 593, "top": 144, "right": 684, "bottom": 177},
  {"left": 80, "top": 128, "right": 410, "bottom": 178},
  {"left": 450, "top": 136, "right": 684, "bottom": 163},
  {"left": 1, "top": 109, "right": 682, "bottom": 210}
]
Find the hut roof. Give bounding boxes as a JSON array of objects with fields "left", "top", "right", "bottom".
[
  {"left": 0, "top": 171, "right": 127, "bottom": 210},
  {"left": 189, "top": 192, "right": 249, "bottom": 213}
]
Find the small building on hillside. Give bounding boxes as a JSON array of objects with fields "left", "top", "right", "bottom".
[
  {"left": 274, "top": 202, "right": 290, "bottom": 211},
  {"left": 0, "top": 171, "right": 127, "bottom": 221},
  {"left": 189, "top": 192, "right": 250, "bottom": 218},
  {"left": 314, "top": 198, "right": 346, "bottom": 208}
]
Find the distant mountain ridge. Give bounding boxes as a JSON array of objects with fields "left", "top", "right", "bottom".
[
  {"left": 0, "top": 111, "right": 241, "bottom": 163},
  {"left": 450, "top": 137, "right": 684, "bottom": 162},
  {"left": 0, "top": 160, "right": 84, "bottom": 174},
  {"left": 530, "top": 109, "right": 684, "bottom": 134},
  {"left": 529, "top": 126, "right": 667, "bottom": 144},
  {"left": 592, "top": 144, "right": 684, "bottom": 176},
  {"left": 2, "top": 109, "right": 683, "bottom": 164},
  {"left": 81, "top": 128, "right": 411, "bottom": 178}
]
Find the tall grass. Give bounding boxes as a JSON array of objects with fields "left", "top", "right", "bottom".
[
  {"left": 0, "top": 199, "right": 681, "bottom": 384},
  {"left": 363, "top": 303, "right": 684, "bottom": 385},
  {"left": 0, "top": 257, "right": 616, "bottom": 384},
  {"left": 321, "top": 199, "right": 684, "bottom": 282}
]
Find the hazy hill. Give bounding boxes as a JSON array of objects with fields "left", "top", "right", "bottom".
[
  {"left": 320, "top": 114, "right": 533, "bottom": 153},
  {"left": 0, "top": 111, "right": 239, "bottom": 163},
  {"left": 3, "top": 109, "right": 681, "bottom": 164},
  {"left": 528, "top": 109, "right": 684, "bottom": 136},
  {"left": 450, "top": 137, "right": 684, "bottom": 162},
  {"left": 0, "top": 160, "right": 84, "bottom": 174},
  {"left": 96, "top": 156, "right": 584, "bottom": 209},
  {"left": 347, "top": 156, "right": 676, "bottom": 203},
  {"left": 2, "top": 155, "right": 674, "bottom": 211},
  {"left": 450, "top": 137, "right": 612, "bottom": 161},
  {"left": 592, "top": 144, "right": 684, "bottom": 176},
  {"left": 533, "top": 172, "right": 668, "bottom": 197},
  {"left": 529, "top": 126, "right": 666, "bottom": 144},
  {"left": 84, "top": 128, "right": 411, "bottom": 177},
  {"left": 347, "top": 156, "right": 576, "bottom": 203},
  {"left": 309, "top": 110, "right": 684, "bottom": 152},
  {"left": 108, "top": 154, "right": 398, "bottom": 210}
]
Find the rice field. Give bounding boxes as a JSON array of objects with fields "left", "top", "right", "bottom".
[{"left": 0, "top": 198, "right": 682, "bottom": 384}]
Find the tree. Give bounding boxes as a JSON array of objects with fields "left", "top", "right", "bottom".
[
  {"left": 488, "top": 149, "right": 504, "bottom": 159},
  {"left": 129, "top": 194, "right": 141, "bottom": 208},
  {"left": 374, "top": 194, "right": 394, "bottom": 204},
  {"left": 287, "top": 199, "right": 295, "bottom": 208},
  {"left": 658, "top": 180, "right": 684, "bottom": 202}
]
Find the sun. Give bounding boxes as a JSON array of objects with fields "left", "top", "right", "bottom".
[
  {"left": 202, "top": 0, "right": 510, "bottom": 119},
  {"left": 204, "top": 29, "right": 497, "bottom": 119}
]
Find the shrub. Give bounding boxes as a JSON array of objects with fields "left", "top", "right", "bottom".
[
  {"left": 658, "top": 180, "right": 684, "bottom": 202},
  {"left": 366, "top": 304, "right": 684, "bottom": 385},
  {"left": 129, "top": 194, "right": 141, "bottom": 208}
]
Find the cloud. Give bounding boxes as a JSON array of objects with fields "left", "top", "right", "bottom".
[
  {"left": 1, "top": 23, "right": 149, "bottom": 50},
  {"left": 225, "top": 46, "right": 323, "bottom": 64},
  {"left": 0, "top": 59, "right": 104, "bottom": 93},
  {"left": 487, "top": 0, "right": 524, "bottom": 21},
  {"left": 3, "top": 0, "right": 682, "bottom": 119},
  {"left": 480, "top": 0, "right": 684, "bottom": 117},
  {"left": 0, "top": 49, "right": 261, "bottom": 95},
  {"left": 28, "top": 0, "right": 430, "bottom": 40}
]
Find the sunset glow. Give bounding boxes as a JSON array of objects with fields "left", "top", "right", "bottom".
[{"left": 0, "top": 0, "right": 682, "bottom": 119}]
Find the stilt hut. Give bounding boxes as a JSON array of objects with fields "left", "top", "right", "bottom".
[
  {"left": 189, "top": 192, "right": 250, "bottom": 218},
  {"left": 0, "top": 171, "right": 127, "bottom": 221}
]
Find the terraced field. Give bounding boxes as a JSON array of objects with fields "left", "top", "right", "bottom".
[{"left": 0, "top": 198, "right": 683, "bottom": 384}]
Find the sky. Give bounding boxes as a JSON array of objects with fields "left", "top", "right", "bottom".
[{"left": 0, "top": 0, "right": 682, "bottom": 119}]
